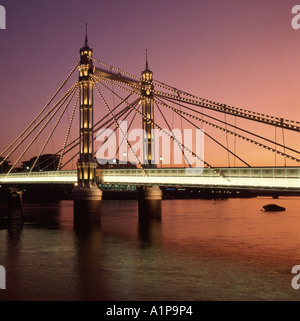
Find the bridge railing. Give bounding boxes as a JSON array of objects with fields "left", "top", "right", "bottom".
[
  {"left": 98, "top": 167, "right": 300, "bottom": 179},
  {"left": 1, "top": 167, "right": 300, "bottom": 190},
  {"left": 0, "top": 170, "right": 77, "bottom": 184},
  {"left": 97, "top": 167, "right": 300, "bottom": 190}
]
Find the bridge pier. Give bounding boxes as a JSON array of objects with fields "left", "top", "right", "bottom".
[
  {"left": 7, "top": 189, "right": 24, "bottom": 226},
  {"left": 73, "top": 186, "right": 102, "bottom": 232},
  {"left": 73, "top": 184, "right": 102, "bottom": 210},
  {"left": 138, "top": 186, "right": 162, "bottom": 221}
]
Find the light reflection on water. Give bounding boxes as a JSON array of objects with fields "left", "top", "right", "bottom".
[{"left": 1, "top": 197, "right": 300, "bottom": 300}]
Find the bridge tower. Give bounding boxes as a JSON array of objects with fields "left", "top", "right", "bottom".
[
  {"left": 141, "top": 52, "right": 155, "bottom": 167},
  {"left": 73, "top": 29, "right": 102, "bottom": 213},
  {"left": 139, "top": 53, "right": 162, "bottom": 219}
]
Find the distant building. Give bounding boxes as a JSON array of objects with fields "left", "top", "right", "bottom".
[
  {"left": 97, "top": 158, "right": 137, "bottom": 169},
  {"left": 21, "top": 154, "right": 59, "bottom": 172},
  {"left": 0, "top": 157, "right": 12, "bottom": 173}
]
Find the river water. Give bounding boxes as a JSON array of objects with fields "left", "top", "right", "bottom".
[{"left": 0, "top": 197, "right": 300, "bottom": 301}]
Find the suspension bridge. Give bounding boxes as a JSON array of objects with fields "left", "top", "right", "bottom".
[{"left": 1, "top": 30, "right": 300, "bottom": 205}]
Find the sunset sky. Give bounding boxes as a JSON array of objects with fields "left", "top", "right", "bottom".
[{"left": 1, "top": 0, "right": 300, "bottom": 168}]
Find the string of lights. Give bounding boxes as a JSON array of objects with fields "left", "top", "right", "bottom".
[
  {"left": 97, "top": 102, "right": 139, "bottom": 161},
  {"left": 92, "top": 72, "right": 300, "bottom": 164},
  {"left": 5, "top": 83, "right": 79, "bottom": 177},
  {"left": 90, "top": 57, "right": 300, "bottom": 127},
  {"left": 155, "top": 96, "right": 300, "bottom": 163},
  {"left": 151, "top": 78, "right": 300, "bottom": 126},
  {"left": 54, "top": 97, "right": 135, "bottom": 170},
  {"left": 156, "top": 96, "right": 251, "bottom": 167},
  {"left": 92, "top": 74, "right": 139, "bottom": 95},
  {"left": 56, "top": 90, "right": 80, "bottom": 171},
  {"left": 94, "top": 77, "right": 228, "bottom": 180},
  {"left": 89, "top": 56, "right": 142, "bottom": 82},
  {"left": 93, "top": 71, "right": 300, "bottom": 133},
  {"left": 115, "top": 103, "right": 140, "bottom": 160},
  {"left": 152, "top": 89, "right": 300, "bottom": 131},
  {"left": 1, "top": 82, "right": 79, "bottom": 169},
  {"left": 0, "top": 61, "right": 80, "bottom": 158},
  {"left": 28, "top": 87, "right": 79, "bottom": 175},
  {"left": 3, "top": 55, "right": 300, "bottom": 180},
  {"left": 60, "top": 104, "right": 136, "bottom": 170},
  {"left": 93, "top": 79, "right": 146, "bottom": 172},
  {"left": 93, "top": 72, "right": 299, "bottom": 167},
  {"left": 154, "top": 101, "right": 191, "bottom": 167},
  {"left": 161, "top": 95, "right": 300, "bottom": 156}
]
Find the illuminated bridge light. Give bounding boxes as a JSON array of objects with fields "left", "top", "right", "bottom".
[{"left": 2, "top": 168, "right": 300, "bottom": 190}]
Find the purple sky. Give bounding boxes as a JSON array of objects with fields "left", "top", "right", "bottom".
[{"left": 1, "top": 0, "right": 300, "bottom": 167}]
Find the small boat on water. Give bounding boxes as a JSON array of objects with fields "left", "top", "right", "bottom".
[{"left": 262, "top": 204, "right": 286, "bottom": 212}]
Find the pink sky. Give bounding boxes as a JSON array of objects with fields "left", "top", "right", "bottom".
[{"left": 1, "top": 0, "right": 300, "bottom": 168}]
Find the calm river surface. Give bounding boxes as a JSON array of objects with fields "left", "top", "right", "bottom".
[{"left": 1, "top": 197, "right": 300, "bottom": 301}]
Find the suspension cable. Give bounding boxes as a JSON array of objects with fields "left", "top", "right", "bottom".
[
  {"left": 60, "top": 104, "right": 135, "bottom": 170},
  {"left": 5, "top": 83, "right": 79, "bottom": 177},
  {"left": 0, "top": 61, "right": 80, "bottom": 157},
  {"left": 90, "top": 60, "right": 300, "bottom": 127},
  {"left": 155, "top": 96, "right": 300, "bottom": 163},
  {"left": 152, "top": 78, "right": 300, "bottom": 126},
  {"left": 100, "top": 72, "right": 300, "bottom": 131},
  {"left": 93, "top": 74, "right": 219, "bottom": 169},
  {"left": 95, "top": 103, "right": 138, "bottom": 156},
  {"left": 93, "top": 80, "right": 146, "bottom": 170},
  {"left": 224, "top": 113, "right": 231, "bottom": 167},
  {"left": 89, "top": 56, "right": 141, "bottom": 82},
  {"left": 156, "top": 97, "right": 251, "bottom": 167},
  {"left": 234, "top": 116, "right": 237, "bottom": 167},
  {"left": 92, "top": 72, "right": 300, "bottom": 169},
  {"left": 28, "top": 87, "right": 79, "bottom": 175},
  {"left": 282, "top": 120, "right": 287, "bottom": 167},
  {"left": 0, "top": 82, "right": 79, "bottom": 167},
  {"left": 51, "top": 100, "right": 135, "bottom": 171},
  {"left": 114, "top": 102, "right": 140, "bottom": 161},
  {"left": 155, "top": 101, "right": 191, "bottom": 167},
  {"left": 57, "top": 90, "right": 80, "bottom": 171},
  {"left": 93, "top": 73, "right": 300, "bottom": 164},
  {"left": 94, "top": 77, "right": 224, "bottom": 179},
  {"left": 153, "top": 90, "right": 300, "bottom": 131},
  {"left": 161, "top": 95, "right": 300, "bottom": 156}
]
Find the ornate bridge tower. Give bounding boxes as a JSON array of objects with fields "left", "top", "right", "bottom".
[
  {"left": 138, "top": 54, "right": 162, "bottom": 219},
  {"left": 141, "top": 54, "right": 155, "bottom": 167},
  {"left": 73, "top": 30, "right": 102, "bottom": 211}
]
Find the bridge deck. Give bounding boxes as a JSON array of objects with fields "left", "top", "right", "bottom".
[
  {"left": 0, "top": 167, "right": 300, "bottom": 191},
  {"left": 98, "top": 167, "right": 300, "bottom": 191},
  {"left": 0, "top": 170, "right": 77, "bottom": 184}
]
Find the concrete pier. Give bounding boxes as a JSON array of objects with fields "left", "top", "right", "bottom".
[
  {"left": 8, "top": 189, "right": 24, "bottom": 226},
  {"left": 138, "top": 186, "right": 162, "bottom": 221}
]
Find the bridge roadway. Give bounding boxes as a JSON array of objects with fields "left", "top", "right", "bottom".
[{"left": 1, "top": 167, "right": 300, "bottom": 191}]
